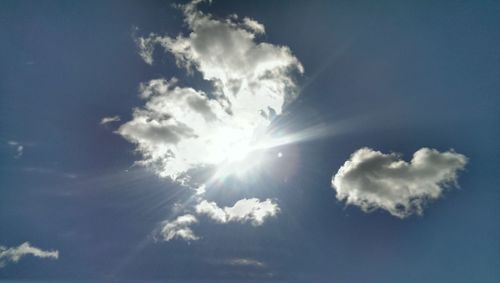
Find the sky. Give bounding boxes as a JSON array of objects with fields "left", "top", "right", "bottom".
[{"left": 1, "top": 0, "right": 499, "bottom": 282}]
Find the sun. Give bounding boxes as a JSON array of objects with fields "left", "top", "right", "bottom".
[
  {"left": 208, "top": 133, "right": 274, "bottom": 181},
  {"left": 224, "top": 140, "right": 254, "bottom": 163}
]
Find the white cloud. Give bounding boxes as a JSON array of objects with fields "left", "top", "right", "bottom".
[
  {"left": 159, "top": 214, "right": 199, "bottom": 242},
  {"left": 332, "top": 147, "right": 468, "bottom": 218},
  {"left": 119, "top": 0, "right": 303, "bottom": 182},
  {"left": 0, "top": 242, "right": 59, "bottom": 268},
  {"left": 242, "top": 17, "right": 265, "bottom": 34},
  {"left": 100, "top": 115, "right": 121, "bottom": 125},
  {"left": 195, "top": 198, "right": 279, "bottom": 226}
]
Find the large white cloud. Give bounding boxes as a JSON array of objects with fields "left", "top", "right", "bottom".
[
  {"left": 159, "top": 214, "right": 199, "bottom": 242},
  {"left": 119, "top": 0, "right": 303, "bottom": 182},
  {"left": 332, "top": 147, "right": 468, "bottom": 218},
  {"left": 195, "top": 198, "right": 279, "bottom": 226},
  {"left": 0, "top": 242, "right": 59, "bottom": 268}
]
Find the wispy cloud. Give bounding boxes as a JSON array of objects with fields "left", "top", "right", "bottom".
[
  {"left": 100, "top": 115, "right": 121, "bottom": 125},
  {"left": 0, "top": 242, "right": 59, "bottom": 268},
  {"left": 225, "top": 257, "right": 266, "bottom": 268},
  {"left": 22, "top": 167, "right": 78, "bottom": 179},
  {"left": 332, "top": 147, "right": 468, "bottom": 218}
]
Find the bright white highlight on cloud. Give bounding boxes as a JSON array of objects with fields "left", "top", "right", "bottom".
[
  {"left": 120, "top": 0, "right": 303, "bottom": 182},
  {"left": 196, "top": 198, "right": 279, "bottom": 226},
  {"left": 332, "top": 147, "right": 468, "bottom": 218},
  {"left": 160, "top": 214, "right": 199, "bottom": 241},
  {"left": 0, "top": 242, "right": 59, "bottom": 268}
]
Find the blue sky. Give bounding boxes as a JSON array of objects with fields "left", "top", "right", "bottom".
[{"left": 1, "top": 0, "right": 499, "bottom": 282}]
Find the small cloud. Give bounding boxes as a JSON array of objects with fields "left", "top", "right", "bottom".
[
  {"left": 14, "top": 145, "right": 23, "bottom": 158},
  {"left": 0, "top": 242, "right": 59, "bottom": 268},
  {"left": 242, "top": 17, "right": 265, "bottom": 34},
  {"left": 226, "top": 257, "right": 266, "bottom": 268},
  {"left": 332, "top": 147, "right": 468, "bottom": 218},
  {"left": 196, "top": 198, "right": 279, "bottom": 226},
  {"left": 195, "top": 184, "right": 206, "bottom": 195},
  {"left": 7, "top": 141, "right": 24, "bottom": 159},
  {"left": 100, "top": 115, "right": 121, "bottom": 125},
  {"left": 158, "top": 214, "right": 199, "bottom": 242}
]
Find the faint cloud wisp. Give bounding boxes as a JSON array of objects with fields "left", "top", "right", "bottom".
[{"left": 0, "top": 242, "right": 59, "bottom": 268}]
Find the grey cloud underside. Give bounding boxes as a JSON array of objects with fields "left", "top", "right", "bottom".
[{"left": 332, "top": 147, "right": 468, "bottom": 218}]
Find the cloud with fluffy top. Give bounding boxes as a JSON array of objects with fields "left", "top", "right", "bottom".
[
  {"left": 159, "top": 214, "right": 199, "bottom": 242},
  {"left": 158, "top": 198, "right": 279, "bottom": 242},
  {"left": 332, "top": 147, "right": 468, "bottom": 218},
  {"left": 195, "top": 198, "right": 279, "bottom": 226},
  {"left": 119, "top": 0, "right": 303, "bottom": 182},
  {"left": 0, "top": 242, "right": 59, "bottom": 268}
]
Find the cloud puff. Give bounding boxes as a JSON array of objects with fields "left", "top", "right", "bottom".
[
  {"left": 119, "top": 0, "right": 303, "bottom": 182},
  {"left": 332, "top": 147, "right": 468, "bottom": 218},
  {"left": 100, "top": 115, "right": 121, "bottom": 125},
  {"left": 195, "top": 198, "right": 279, "bottom": 226},
  {"left": 0, "top": 242, "right": 59, "bottom": 268},
  {"left": 159, "top": 214, "right": 199, "bottom": 241}
]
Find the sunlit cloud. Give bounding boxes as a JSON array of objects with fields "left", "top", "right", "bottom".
[
  {"left": 111, "top": 0, "right": 308, "bottom": 242},
  {"left": 332, "top": 147, "right": 468, "bottom": 218},
  {"left": 195, "top": 198, "right": 279, "bottom": 226},
  {"left": 0, "top": 242, "right": 59, "bottom": 268},
  {"left": 158, "top": 214, "right": 199, "bottom": 242},
  {"left": 120, "top": 0, "right": 303, "bottom": 184}
]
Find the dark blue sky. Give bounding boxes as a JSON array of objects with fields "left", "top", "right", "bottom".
[{"left": 1, "top": 0, "right": 499, "bottom": 282}]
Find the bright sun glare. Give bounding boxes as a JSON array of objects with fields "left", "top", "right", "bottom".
[{"left": 209, "top": 131, "right": 279, "bottom": 181}]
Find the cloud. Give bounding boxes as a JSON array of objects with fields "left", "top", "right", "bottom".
[
  {"left": 242, "top": 17, "right": 266, "bottom": 34},
  {"left": 0, "top": 242, "right": 59, "bottom": 268},
  {"left": 226, "top": 257, "right": 266, "bottom": 268},
  {"left": 119, "top": 0, "right": 303, "bottom": 182},
  {"left": 159, "top": 214, "right": 199, "bottom": 241},
  {"left": 195, "top": 198, "right": 280, "bottom": 226},
  {"left": 332, "top": 147, "right": 468, "bottom": 218},
  {"left": 100, "top": 115, "right": 121, "bottom": 125},
  {"left": 8, "top": 141, "right": 23, "bottom": 159}
]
